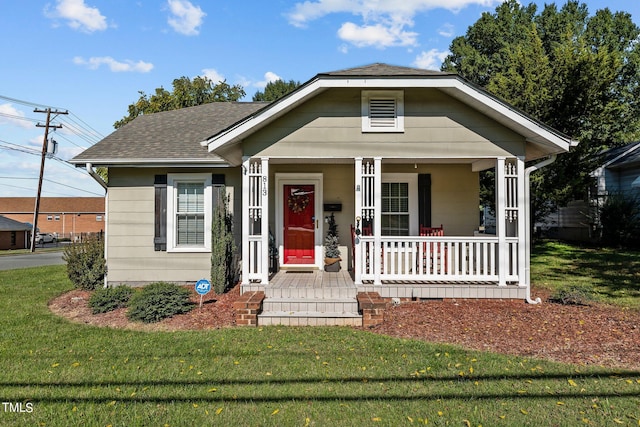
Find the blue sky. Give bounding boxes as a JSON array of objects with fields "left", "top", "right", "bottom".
[{"left": 1, "top": 0, "right": 639, "bottom": 198}]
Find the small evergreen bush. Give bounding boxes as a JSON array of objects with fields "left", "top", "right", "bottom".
[
  {"left": 89, "top": 286, "right": 134, "bottom": 314},
  {"left": 211, "top": 188, "right": 237, "bottom": 294},
  {"left": 62, "top": 234, "right": 106, "bottom": 290},
  {"left": 126, "top": 282, "right": 193, "bottom": 323}
]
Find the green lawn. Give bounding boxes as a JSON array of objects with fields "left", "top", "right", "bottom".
[
  {"left": 1, "top": 249, "right": 639, "bottom": 426},
  {"left": 531, "top": 240, "right": 640, "bottom": 308}
]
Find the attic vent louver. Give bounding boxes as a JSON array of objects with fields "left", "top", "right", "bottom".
[
  {"left": 369, "top": 98, "right": 397, "bottom": 128},
  {"left": 362, "top": 90, "right": 404, "bottom": 132}
]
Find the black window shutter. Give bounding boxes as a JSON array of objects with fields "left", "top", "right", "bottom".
[
  {"left": 418, "top": 174, "right": 431, "bottom": 228},
  {"left": 154, "top": 175, "right": 167, "bottom": 251}
]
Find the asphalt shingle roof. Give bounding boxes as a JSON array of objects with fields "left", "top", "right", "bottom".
[
  {"left": 320, "top": 63, "right": 451, "bottom": 77},
  {"left": 0, "top": 215, "right": 31, "bottom": 232},
  {"left": 72, "top": 102, "right": 267, "bottom": 164}
]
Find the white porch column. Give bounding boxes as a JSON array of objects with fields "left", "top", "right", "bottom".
[
  {"left": 241, "top": 156, "right": 250, "bottom": 286},
  {"left": 516, "top": 156, "right": 526, "bottom": 286},
  {"left": 496, "top": 157, "right": 507, "bottom": 286},
  {"left": 373, "top": 157, "right": 382, "bottom": 285},
  {"left": 354, "top": 157, "right": 363, "bottom": 285},
  {"left": 260, "top": 157, "right": 269, "bottom": 285}
]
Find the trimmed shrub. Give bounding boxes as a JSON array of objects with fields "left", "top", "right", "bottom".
[
  {"left": 62, "top": 234, "right": 106, "bottom": 290},
  {"left": 89, "top": 286, "right": 134, "bottom": 314},
  {"left": 126, "top": 282, "right": 193, "bottom": 323},
  {"left": 211, "top": 188, "right": 237, "bottom": 294}
]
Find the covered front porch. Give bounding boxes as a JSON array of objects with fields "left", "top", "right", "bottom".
[{"left": 240, "top": 155, "right": 530, "bottom": 302}]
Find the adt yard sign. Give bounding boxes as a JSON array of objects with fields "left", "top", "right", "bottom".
[
  {"left": 195, "top": 279, "right": 211, "bottom": 308},
  {"left": 195, "top": 279, "right": 211, "bottom": 295}
]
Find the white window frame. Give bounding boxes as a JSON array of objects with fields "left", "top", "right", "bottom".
[
  {"left": 381, "top": 173, "right": 417, "bottom": 236},
  {"left": 361, "top": 90, "right": 404, "bottom": 132},
  {"left": 167, "top": 173, "right": 212, "bottom": 253}
]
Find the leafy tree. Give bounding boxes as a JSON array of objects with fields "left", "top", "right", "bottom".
[
  {"left": 114, "top": 76, "right": 245, "bottom": 128},
  {"left": 443, "top": 0, "right": 640, "bottom": 222},
  {"left": 252, "top": 79, "right": 301, "bottom": 102}
]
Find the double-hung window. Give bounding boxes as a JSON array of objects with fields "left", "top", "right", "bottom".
[
  {"left": 381, "top": 174, "right": 417, "bottom": 236},
  {"left": 167, "top": 173, "right": 211, "bottom": 252}
]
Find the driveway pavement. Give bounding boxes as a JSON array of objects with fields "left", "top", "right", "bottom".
[{"left": 0, "top": 251, "right": 65, "bottom": 271}]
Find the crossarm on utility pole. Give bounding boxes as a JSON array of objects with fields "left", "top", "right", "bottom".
[{"left": 30, "top": 108, "right": 67, "bottom": 252}]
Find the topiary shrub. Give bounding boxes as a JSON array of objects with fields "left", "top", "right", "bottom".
[
  {"left": 62, "top": 234, "right": 106, "bottom": 290},
  {"left": 89, "top": 286, "right": 134, "bottom": 314},
  {"left": 211, "top": 187, "right": 237, "bottom": 294},
  {"left": 126, "top": 282, "right": 194, "bottom": 323}
]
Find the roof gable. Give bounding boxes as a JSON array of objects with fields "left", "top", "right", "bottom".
[{"left": 205, "top": 63, "right": 577, "bottom": 164}]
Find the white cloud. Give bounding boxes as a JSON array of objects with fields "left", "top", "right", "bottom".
[
  {"left": 287, "top": 0, "right": 499, "bottom": 49},
  {"left": 413, "top": 48, "right": 449, "bottom": 70},
  {"left": 438, "top": 23, "right": 455, "bottom": 37},
  {"left": 73, "top": 56, "right": 154, "bottom": 73},
  {"left": 201, "top": 68, "right": 225, "bottom": 83},
  {"left": 45, "top": 0, "right": 108, "bottom": 33},
  {"left": 167, "top": 0, "right": 206, "bottom": 36},
  {"left": 338, "top": 22, "right": 418, "bottom": 48},
  {"left": 0, "top": 104, "right": 33, "bottom": 129},
  {"left": 255, "top": 72, "right": 282, "bottom": 89}
]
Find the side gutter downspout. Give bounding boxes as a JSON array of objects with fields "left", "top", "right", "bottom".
[
  {"left": 524, "top": 154, "right": 557, "bottom": 304},
  {"left": 85, "top": 163, "right": 108, "bottom": 288}
]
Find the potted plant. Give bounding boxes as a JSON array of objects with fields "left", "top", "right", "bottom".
[{"left": 324, "top": 213, "right": 341, "bottom": 272}]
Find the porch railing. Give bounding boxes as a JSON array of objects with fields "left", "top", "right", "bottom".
[{"left": 358, "top": 236, "right": 518, "bottom": 283}]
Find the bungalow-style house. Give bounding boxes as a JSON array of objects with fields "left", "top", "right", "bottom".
[
  {"left": 0, "top": 215, "right": 31, "bottom": 250},
  {"left": 593, "top": 141, "right": 640, "bottom": 198},
  {"left": 71, "top": 64, "right": 576, "bottom": 325}
]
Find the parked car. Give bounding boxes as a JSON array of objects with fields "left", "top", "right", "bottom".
[{"left": 36, "top": 232, "right": 57, "bottom": 244}]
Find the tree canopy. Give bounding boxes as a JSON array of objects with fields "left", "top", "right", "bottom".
[
  {"left": 442, "top": 0, "right": 640, "bottom": 219},
  {"left": 114, "top": 76, "right": 245, "bottom": 129},
  {"left": 252, "top": 79, "right": 301, "bottom": 102}
]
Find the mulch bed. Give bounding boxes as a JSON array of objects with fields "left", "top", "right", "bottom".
[{"left": 49, "top": 285, "right": 640, "bottom": 370}]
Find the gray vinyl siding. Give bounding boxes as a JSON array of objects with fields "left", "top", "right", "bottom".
[
  {"left": 105, "top": 167, "right": 241, "bottom": 285},
  {"left": 242, "top": 88, "right": 526, "bottom": 159}
]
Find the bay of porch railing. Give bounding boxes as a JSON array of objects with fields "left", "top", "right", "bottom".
[
  {"left": 358, "top": 236, "right": 519, "bottom": 283},
  {"left": 246, "top": 235, "right": 263, "bottom": 281}
]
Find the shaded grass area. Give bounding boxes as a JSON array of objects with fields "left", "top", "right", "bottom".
[
  {"left": 0, "top": 265, "right": 639, "bottom": 426},
  {"left": 531, "top": 241, "right": 640, "bottom": 308}
]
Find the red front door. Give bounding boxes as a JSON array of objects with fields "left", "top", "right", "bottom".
[{"left": 283, "top": 184, "right": 315, "bottom": 264}]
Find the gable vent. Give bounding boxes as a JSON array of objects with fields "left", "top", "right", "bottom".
[{"left": 369, "top": 98, "right": 397, "bottom": 128}]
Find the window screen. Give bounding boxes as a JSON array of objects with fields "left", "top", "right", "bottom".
[
  {"left": 381, "top": 182, "right": 409, "bottom": 236},
  {"left": 176, "top": 182, "right": 205, "bottom": 245}
]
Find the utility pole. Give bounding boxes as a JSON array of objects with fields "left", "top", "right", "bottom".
[{"left": 30, "top": 107, "right": 68, "bottom": 252}]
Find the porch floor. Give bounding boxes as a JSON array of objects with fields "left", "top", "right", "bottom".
[
  {"left": 269, "top": 269, "right": 356, "bottom": 291},
  {"left": 259, "top": 269, "right": 361, "bottom": 326}
]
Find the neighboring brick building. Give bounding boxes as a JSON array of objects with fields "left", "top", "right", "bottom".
[
  {"left": 0, "top": 215, "right": 31, "bottom": 250},
  {"left": 0, "top": 197, "right": 105, "bottom": 240}
]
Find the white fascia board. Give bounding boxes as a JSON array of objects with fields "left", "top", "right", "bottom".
[
  {"left": 206, "top": 78, "right": 329, "bottom": 152},
  {"left": 206, "top": 76, "right": 575, "bottom": 155},
  {"left": 68, "top": 158, "right": 228, "bottom": 167}
]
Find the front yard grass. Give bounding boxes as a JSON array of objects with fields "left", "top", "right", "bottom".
[
  {"left": 531, "top": 240, "right": 640, "bottom": 309},
  {"left": 0, "top": 249, "right": 639, "bottom": 426}
]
